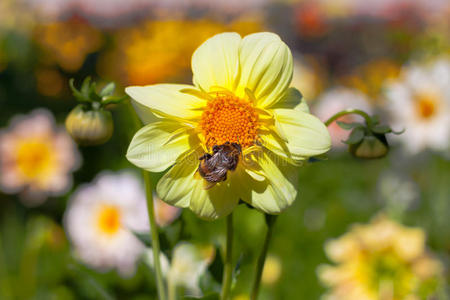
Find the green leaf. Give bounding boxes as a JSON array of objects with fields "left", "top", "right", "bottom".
[
  {"left": 88, "top": 82, "right": 102, "bottom": 102},
  {"left": 343, "top": 128, "right": 365, "bottom": 145},
  {"left": 392, "top": 128, "right": 405, "bottom": 135},
  {"left": 69, "top": 78, "right": 91, "bottom": 103},
  {"left": 100, "top": 82, "right": 115, "bottom": 97},
  {"left": 371, "top": 114, "right": 380, "bottom": 125},
  {"left": 101, "top": 95, "right": 128, "bottom": 106},
  {"left": 80, "top": 76, "right": 92, "bottom": 97},
  {"left": 336, "top": 121, "right": 363, "bottom": 130},
  {"left": 131, "top": 231, "right": 152, "bottom": 247},
  {"left": 208, "top": 246, "right": 224, "bottom": 283},
  {"left": 371, "top": 124, "right": 392, "bottom": 134}
]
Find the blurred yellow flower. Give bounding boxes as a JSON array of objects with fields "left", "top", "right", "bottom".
[
  {"left": 318, "top": 215, "right": 443, "bottom": 300},
  {"left": 341, "top": 59, "right": 401, "bottom": 100},
  {"left": 0, "top": 109, "right": 80, "bottom": 205},
  {"left": 262, "top": 255, "right": 282, "bottom": 285},
  {"left": 34, "top": 18, "right": 102, "bottom": 72},
  {"left": 126, "top": 32, "right": 331, "bottom": 220},
  {"left": 99, "top": 18, "right": 263, "bottom": 86}
]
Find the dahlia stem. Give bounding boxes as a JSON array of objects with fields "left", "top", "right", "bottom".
[
  {"left": 126, "top": 100, "right": 167, "bottom": 300},
  {"left": 250, "top": 214, "right": 277, "bottom": 300},
  {"left": 221, "top": 213, "right": 234, "bottom": 300},
  {"left": 324, "top": 109, "right": 373, "bottom": 127},
  {"left": 143, "top": 170, "right": 167, "bottom": 300}
]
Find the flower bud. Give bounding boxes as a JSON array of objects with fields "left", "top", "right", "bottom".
[
  {"left": 65, "top": 104, "right": 113, "bottom": 146},
  {"left": 349, "top": 133, "right": 389, "bottom": 159}
]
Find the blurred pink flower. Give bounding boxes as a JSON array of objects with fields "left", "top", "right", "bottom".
[
  {"left": 313, "top": 87, "right": 373, "bottom": 149},
  {"left": 154, "top": 194, "right": 181, "bottom": 227},
  {"left": 0, "top": 109, "right": 80, "bottom": 205}
]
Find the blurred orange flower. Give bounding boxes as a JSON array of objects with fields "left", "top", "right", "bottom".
[
  {"left": 98, "top": 18, "right": 263, "bottom": 86},
  {"left": 34, "top": 18, "right": 102, "bottom": 72}
]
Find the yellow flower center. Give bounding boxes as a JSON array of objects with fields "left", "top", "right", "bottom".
[
  {"left": 199, "top": 94, "right": 259, "bottom": 149},
  {"left": 16, "top": 139, "right": 54, "bottom": 180},
  {"left": 415, "top": 93, "right": 437, "bottom": 119},
  {"left": 97, "top": 205, "right": 121, "bottom": 235},
  {"left": 366, "top": 251, "right": 412, "bottom": 298}
]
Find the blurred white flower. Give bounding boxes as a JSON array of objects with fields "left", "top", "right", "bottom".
[
  {"left": 313, "top": 87, "right": 373, "bottom": 149},
  {"left": 0, "top": 109, "right": 80, "bottom": 205},
  {"left": 385, "top": 58, "right": 450, "bottom": 155},
  {"left": 168, "top": 243, "right": 214, "bottom": 296},
  {"left": 145, "top": 242, "right": 214, "bottom": 297},
  {"left": 377, "top": 170, "right": 420, "bottom": 214},
  {"left": 64, "top": 171, "right": 149, "bottom": 276}
]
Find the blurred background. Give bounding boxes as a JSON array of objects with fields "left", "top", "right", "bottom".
[{"left": 0, "top": 0, "right": 449, "bottom": 299}]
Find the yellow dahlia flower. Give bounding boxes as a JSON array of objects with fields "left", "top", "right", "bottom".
[
  {"left": 318, "top": 215, "right": 444, "bottom": 300},
  {"left": 126, "top": 32, "right": 331, "bottom": 220}
]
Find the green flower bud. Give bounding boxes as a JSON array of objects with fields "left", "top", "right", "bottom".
[
  {"left": 65, "top": 104, "right": 113, "bottom": 146},
  {"left": 349, "top": 133, "right": 389, "bottom": 159},
  {"left": 335, "top": 114, "right": 402, "bottom": 160}
]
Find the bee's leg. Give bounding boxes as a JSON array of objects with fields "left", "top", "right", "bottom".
[
  {"left": 222, "top": 173, "right": 227, "bottom": 182},
  {"left": 199, "top": 153, "right": 211, "bottom": 160},
  {"left": 203, "top": 181, "right": 217, "bottom": 190}
]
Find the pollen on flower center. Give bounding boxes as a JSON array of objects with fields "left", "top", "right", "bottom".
[
  {"left": 97, "top": 205, "right": 121, "bottom": 235},
  {"left": 199, "top": 94, "right": 259, "bottom": 149}
]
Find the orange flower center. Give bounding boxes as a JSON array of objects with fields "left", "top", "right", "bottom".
[
  {"left": 199, "top": 94, "right": 259, "bottom": 149},
  {"left": 415, "top": 93, "right": 437, "bottom": 119},
  {"left": 97, "top": 205, "right": 121, "bottom": 235}
]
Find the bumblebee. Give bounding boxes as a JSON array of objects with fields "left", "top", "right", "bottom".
[{"left": 197, "top": 142, "right": 242, "bottom": 189}]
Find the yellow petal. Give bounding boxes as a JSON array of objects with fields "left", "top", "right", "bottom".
[
  {"left": 263, "top": 108, "right": 331, "bottom": 161},
  {"left": 189, "top": 178, "right": 239, "bottom": 220},
  {"left": 237, "top": 32, "right": 293, "bottom": 108},
  {"left": 126, "top": 121, "right": 196, "bottom": 172},
  {"left": 191, "top": 32, "right": 241, "bottom": 92},
  {"left": 131, "top": 100, "right": 158, "bottom": 125},
  {"left": 233, "top": 152, "right": 297, "bottom": 214},
  {"left": 125, "top": 84, "right": 206, "bottom": 120},
  {"left": 269, "top": 87, "right": 309, "bottom": 112},
  {"left": 156, "top": 149, "right": 199, "bottom": 208}
]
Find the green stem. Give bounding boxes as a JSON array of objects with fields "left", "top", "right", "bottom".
[
  {"left": 143, "top": 170, "right": 167, "bottom": 300},
  {"left": 221, "top": 214, "right": 234, "bottom": 300},
  {"left": 167, "top": 278, "right": 177, "bottom": 300},
  {"left": 250, "top": 214, "right": 277, "bottom": 300},
  {"left": 127, "top": 101, "right": 167, "bottom": 300},
  {"left": 324, "top": 109, "right": 372, "bottom": 127}
]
